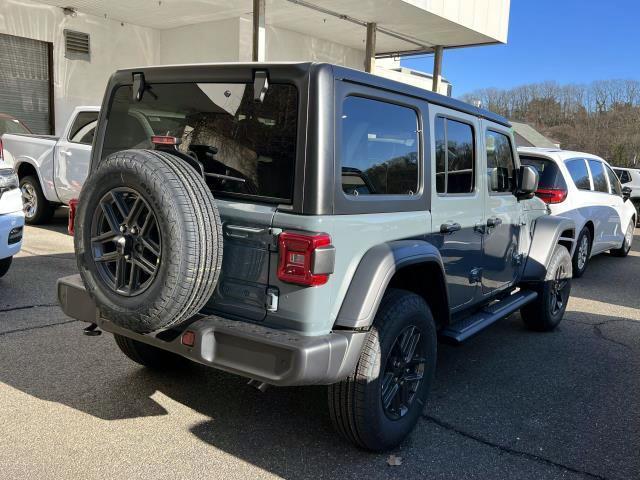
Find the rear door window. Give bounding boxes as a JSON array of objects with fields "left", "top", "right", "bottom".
[
  {"left": 565, "top": 159, "right": 591, "bottom": 190},
  {"left": 486, "top": 131, "right": 515, "bottom": 193},
  {"left": 69, "top": 111, "right": 99, "bottom": 144},
  {"left": 340, "top": 96, "right": 419, "bottom": 196},
  {"left": 435, "top": 117, "right": 475, "bottom": 194},
  {"left": 520, "top": 156, "right": 567, "bottom": 189},
  {"left": 588, "top": 159, "right": 609, "bottom": 193},
  {"left": 617, "top": 169, "right": 632, "bottom": 184}
]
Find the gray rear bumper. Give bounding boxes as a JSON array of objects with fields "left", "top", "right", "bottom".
[{"left": 57, "top": 274, "right": 365, "bottom": 386}]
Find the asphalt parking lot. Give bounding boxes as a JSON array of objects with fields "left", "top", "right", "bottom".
[{"left": 0, "top": 211, "right": 638, "bottom": 480}]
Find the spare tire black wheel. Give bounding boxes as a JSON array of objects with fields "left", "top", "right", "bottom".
[{"left": 74, "top": 149, "right": 223, "bottom": 333}]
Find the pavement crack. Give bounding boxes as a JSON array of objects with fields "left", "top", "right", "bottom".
[
  {"left": 0, "top": 319, "right": 78, "bottom": 337},
  {"left": 0, "top": 303, "right": 58, "bottom": 313},
  {"left": 593, "top": 324, "right": 633, "bottom": 350},
  {"left": 566, "top": 318, "right": 635, "bottom": 350},
  {"left": 422, "top": 414, "right": 608, "bottom": 480}
]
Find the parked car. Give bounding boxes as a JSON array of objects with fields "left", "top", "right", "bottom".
[
  {"left": 0, "top": 167, "right": 25, "bottom": 277},
  {"left": 519, "top": 147, "right": 636, "bottom": 278},
  {"left": 0, "top": 113, "right": 32, "bottom": 136},
  {"left": 612, "top": 166, "right": 640, "bottom": 221},
  {"left": 58, "top": 63, "right": 575, "bottom": 452}
]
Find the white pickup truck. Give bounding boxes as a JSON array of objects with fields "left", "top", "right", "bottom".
[
  {"left": 1, "top": 105, "right": 184, "bottom": 224},
  {"left": 1, "top": 106, "right": 100, "bottom": 224}
]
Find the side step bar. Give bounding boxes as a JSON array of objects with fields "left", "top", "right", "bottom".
[{"left": 440, "top": 290, "right": 538, "bottom": 343}]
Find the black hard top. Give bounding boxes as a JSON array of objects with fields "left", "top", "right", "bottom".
[{"left": 111, "top": 61, "right": 510, "bottom": 127}]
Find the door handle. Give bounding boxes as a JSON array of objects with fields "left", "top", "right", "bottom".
[
  {"left": 60, "top": 150, "right": 72, "bottom": 156},
  {"left": 487, "top": 217, "right": 503, "bottom": 228},
  {"left": 440, "top": 222, "right": 461, "bottom": 234}
]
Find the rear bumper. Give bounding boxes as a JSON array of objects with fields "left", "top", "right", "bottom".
[{"left": 57, "top": 274, "right": 365, "bottom": 386}]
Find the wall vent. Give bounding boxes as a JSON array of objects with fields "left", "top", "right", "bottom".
[{"left": 64, "top": 30, "right": 90, "bottom": 61}]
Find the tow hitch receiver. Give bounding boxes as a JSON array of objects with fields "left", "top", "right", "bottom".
[{"left": 83, "top": 323, "right": 102, "bottom": 336}]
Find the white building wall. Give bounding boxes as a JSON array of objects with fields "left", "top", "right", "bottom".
[{"left": 0, "top": 0, "right": 159, "bottom": 135}]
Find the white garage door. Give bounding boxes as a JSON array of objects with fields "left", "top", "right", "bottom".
[{"left": 0, "top": 33, "right": 52, "bottom": 134}]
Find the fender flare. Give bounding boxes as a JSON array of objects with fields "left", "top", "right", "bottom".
[
  {"left": 15, "top": 158, "right": 59, "bottom": 203},
  {"left": 334, "top": 240, "right": 450, "bottom": 330},
  {"left": 521, "top": 215, "right": 576, "bottom": 281}
]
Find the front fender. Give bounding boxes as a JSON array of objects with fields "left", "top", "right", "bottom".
[
  {"left": 335, "top": 240, "right": 448, "bottom": 330},
  {"left": 521, "top": 215, "right": 576, "bottom": 282}
]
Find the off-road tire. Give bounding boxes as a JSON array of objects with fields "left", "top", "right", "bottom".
[
  {"left": 114, "top": 334, "right": 187, "bottom": 369},
  {"left": 20, "top": 175, "right": 54, "bottom": 225},
  {"left": 0, "top": 257, "right": 12, "bottom": 278},
  {"left": 328, "top": 289, "right": 437, "bottom": 452},
  {"left": 610, "top": 218, "right": 635, "bottom": 257},
  {"left": 75, "top": 149, "right": 223, "bottom": 333},
  {"left": 521, "top": 245, "right": 572, "bottom": 332},
  {"left": 572, "top": 227, "right": 591, "bottom": 278}
]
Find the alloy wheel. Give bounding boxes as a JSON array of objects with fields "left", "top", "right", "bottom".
[
  {"left": 381, "top": 325, "right": 426, "bottom": 420},
  {"left": 624, "top": 222, "right": 634, "bottom": 250},
  {"left": 90, "top": 187, "right": 162, "bottom": 296},
  {"left": 549, "top": 263, "right": 569, "bottom": 316},
  {"left": 577, "top": 235, "right": 589, "bottom": 271},
  {"left": 21, "top": 183, "right": 37, "bottom": 219}
]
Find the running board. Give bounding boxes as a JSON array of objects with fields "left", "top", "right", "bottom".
[{"left": 441, "top": 290, "right": 538, "bottom": 343}]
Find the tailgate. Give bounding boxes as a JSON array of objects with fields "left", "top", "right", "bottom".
[{"left": 204, "top": 199, "right": 276, "bottom": 321}]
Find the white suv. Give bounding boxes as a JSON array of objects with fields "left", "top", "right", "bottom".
[
  {"left": 519, "top": 147, "right": 636, "bottom": 277},
  {"left": 612, "top": 166, "right": 640, "bottom": 221}
]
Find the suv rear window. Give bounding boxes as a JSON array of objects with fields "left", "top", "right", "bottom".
[
  {"left": 103, "top": 82, "right": 298, "bottom": 202},
  {"left": 519, "top": 156, "right": 567, "bottom": 189}
]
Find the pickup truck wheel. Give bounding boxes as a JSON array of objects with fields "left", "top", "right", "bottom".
[
  {"left": 114, "top": 334, "right": 187, "bottom": 369},
  {"left": 20, "top": 176, "right": 54, "bottom": 225},
  {"left": 75, "top": 149, "right": 223, "bottom": 333},
  {"left": 0, "top": 257, "right": 12, "bottom": 278},
  {"left": 609, "top": 219, "right": 635, "bottom": 257},
  {"left": 572, "top": 227, "right": 591, "bottom": 278},
  {"left": 520, "top": 245, "right": 572, "bottom": 332},
  {"left": 328, "top": 289, "right": 437, "bottom": 452}
]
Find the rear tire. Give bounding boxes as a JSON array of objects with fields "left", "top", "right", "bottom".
[
  {"left": 0, "top": 257, "right": 12, "bottom": 278},
  {"left": 572, "top": 227, "right": 591, "bottom": 278},
  {"left": 114, "top": 334, "right": 187, "bottom": 369},
  {"left": 610, "top": 219, "right": 634, "bottom": 257},
  {"left": 20, "top": 175, "right": 54, "bottom": 225},
  {"left": 521, "top": 245, "right": 572, "bottom": 332},
  {"left": 328, "top": 289, "right": 437, "bottom": 452},
  {"left": 75, "top": 149, "right": 223, "bottom": 333}
]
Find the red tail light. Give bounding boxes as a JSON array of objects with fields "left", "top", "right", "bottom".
[
  {"left": 68, "top": 198, "right": 79, "bottom": 236},
  {"left": 277, "top": 231, "right": 332, "bottom": 286},
  {"left": 0, "top": 138, "right": 4, "bottom": 161},
  {"left": 535, "top": 188, "right": 567, "bottom": 204},
  {"left": 151, "top": 135, "right": 181, "bottom": 146}
]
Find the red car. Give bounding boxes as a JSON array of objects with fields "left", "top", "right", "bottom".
[{"left": 0, "top": 113, "right": 32, "bottom": 136}]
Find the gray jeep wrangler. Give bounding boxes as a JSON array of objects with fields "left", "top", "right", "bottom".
[{"left": 58, "top": 63, "right": 576, "bottom": 452}]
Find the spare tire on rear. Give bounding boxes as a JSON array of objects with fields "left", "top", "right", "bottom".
[{"left": 74, "top": 149, "right": 223, "bottom": 333}]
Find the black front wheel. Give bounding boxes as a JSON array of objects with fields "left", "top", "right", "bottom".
[
  {"left": 610, "top": 219, "right": 635, "bottom": 257},
  {"left": 328, "top": 289, "right": 437, "bottom": 451},
  {"left": 572, "top": 227, "right": 591, "bottom": 278},
  {"left": 0, "top": 257, "right": 12, "bottom": 278},
  {"left": 521, "top": 245, "right": 572, "bottom": 332}
]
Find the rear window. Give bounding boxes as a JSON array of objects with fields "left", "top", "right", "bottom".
[
  {"left": 103, "top": 82, "right": 298, "bottom": 202},
  {"left": 519, "top": 156, "right": 567, "bottom": 189}
]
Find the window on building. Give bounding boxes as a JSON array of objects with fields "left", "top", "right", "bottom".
[
  {"left": 588, "top": 159, "right": 609, "bottom": 193},
  {"left": 605, "top": 165, "right": 622, "bottom": 195},
  {"left": 341, "top": 96, "right": 419, "bottom": 196},
  {"left": 486, "top": 131, "right": 515, "bottom": 193},
  {"left": 435, "top": 117, "right": 475, "bottom": 194},
  {"left": 565, "top": 159, "right": 591, "bottom": 190}
]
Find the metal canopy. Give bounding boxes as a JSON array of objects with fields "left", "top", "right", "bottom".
[{"left": 34, "top": 0, "right": 509, "bottom": 56}]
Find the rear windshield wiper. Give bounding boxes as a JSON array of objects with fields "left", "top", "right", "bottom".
[{"left": 204, "top": 172, "right": 246, "bottom": 183}]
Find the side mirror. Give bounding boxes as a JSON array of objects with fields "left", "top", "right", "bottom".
[
  {"left": 516, "top": 165, "right": 539, "bottom": 200},
  {"left": 622, "top": 186, "right": 632, "bottom": 201}
]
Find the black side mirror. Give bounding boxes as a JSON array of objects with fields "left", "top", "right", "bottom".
[
  {"left": 516, "top": 165, "right": 539, "bottom": 200},
  {"left": 622, "top": 186, "right": 632, "bottom": 201}
]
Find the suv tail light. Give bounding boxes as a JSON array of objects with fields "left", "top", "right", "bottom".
[
  {"left": 535, "top": 188, "right": 567, "bottom": 204},
  {"left": 0, "top": 138, "right": 4, "bottom": 161},
  {"left": 277, "top": 231, "right": 334, "bottom": 286},
  {"left": 68, "top": 198, "right": 79, "bottom": 236}
]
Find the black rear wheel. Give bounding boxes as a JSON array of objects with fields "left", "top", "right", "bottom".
[
  {"left": 20, "top": 175, "right": 54, "bottom": 225},
  {"left": 328, "top": 289, "right": 437, "bottom": 451}
]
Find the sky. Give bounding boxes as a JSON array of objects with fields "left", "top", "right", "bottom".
[{"left": 402, "top": 0, "right": 640, "bottom": 98}]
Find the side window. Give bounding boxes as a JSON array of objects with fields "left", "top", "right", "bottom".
[
  {"left": 486, "top": 130, "right": 515, "bottom": 193},
  {"left": 605, "top": 165, "right": 622, "bottom": 195},
  {"left": 435, "top": 116, "right": 475, "bottom": 194},
  {"left": 588, "top": 160, "right": 609, "bottom": 193},
  {"left": 565, "top": 159, "right": 591, "bottom": 190},
  {"left": 341, "top": 96, "right": 419, "bottom": 196},
  {"left": 619, "top": 170, "right": 632, "bottom": 184},
  {"left": 68, "top": 111, "right": 99, "bottom": 144}
]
